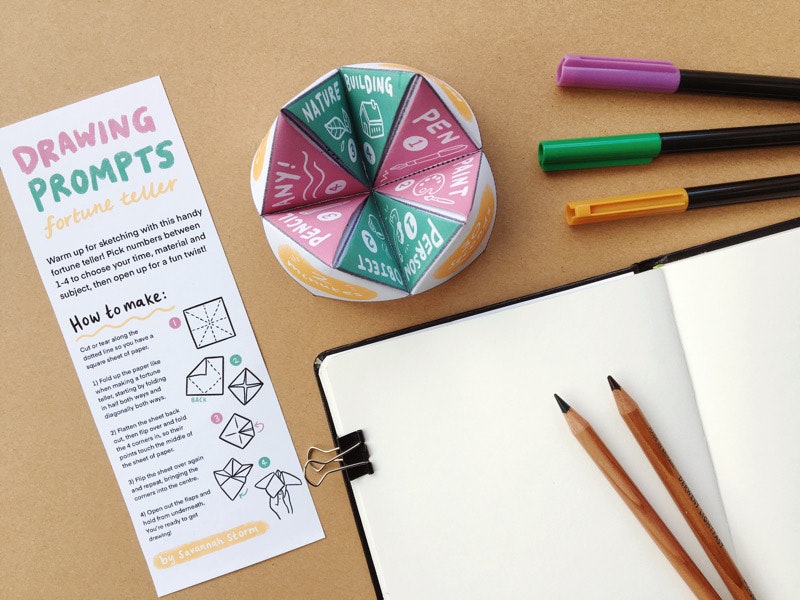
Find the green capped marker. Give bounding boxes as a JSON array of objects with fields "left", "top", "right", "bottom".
[{"left": 538, "top": 122, "right": 800, "bottom": 171}]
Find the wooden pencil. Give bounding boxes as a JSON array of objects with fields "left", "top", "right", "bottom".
[
  {"left": 554, "top": 394, "right": 721, "bottom": 600},
  {"left": 607, "top": 375, "right": 756, "bottom": 599}
]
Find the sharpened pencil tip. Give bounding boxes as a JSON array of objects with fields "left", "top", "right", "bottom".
[
  {"left": 554, "top": 394, "right": 571, "bottom": 413},
  {"left": 607, "top": 375, "right": 621, "bottom": 391}
]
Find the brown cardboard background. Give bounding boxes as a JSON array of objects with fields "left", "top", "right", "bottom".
[{"left": 1, "top": 1, "right": 799, "bottom": 598}]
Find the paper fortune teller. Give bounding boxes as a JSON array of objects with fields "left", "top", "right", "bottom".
[{"left": 250, "top": 64, "right": 497, "bottom": 301}]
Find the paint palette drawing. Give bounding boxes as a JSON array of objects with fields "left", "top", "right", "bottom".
[{"left": 250, "top": 64, "right": 496, "bottom": 301}]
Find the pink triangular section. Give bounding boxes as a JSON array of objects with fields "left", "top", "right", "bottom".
[
  {"left": 261, "top": 114, "right": 369, "bottom": 214},
  {"left": 264, "top": 194, "right": 369, "bottom": 265},
  {"left": 374, "top": 78, "right": 478, "bottom": 186},
  {"left": 375, "top": 152, "right": 482, "bottom": 222}
]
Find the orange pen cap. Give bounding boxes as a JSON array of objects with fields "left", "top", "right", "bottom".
[{"left": 565, "top": 188, "right": 689, "bottom": 225}]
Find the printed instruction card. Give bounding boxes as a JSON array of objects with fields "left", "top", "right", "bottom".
[{"left": 0, "top": 77, "right": 324, "bottom": 596}]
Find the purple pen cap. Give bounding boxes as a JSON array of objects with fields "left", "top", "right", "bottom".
[{"left": 556, "top": 54, "right": 681, "bottom": 93}]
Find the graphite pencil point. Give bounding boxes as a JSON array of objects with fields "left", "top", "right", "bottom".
[
  {"left": 554, "top": 394, "right": 571, "bottom": 413},
  {"left": 607, "top": 375, "right": 621, "bottom": 390}
]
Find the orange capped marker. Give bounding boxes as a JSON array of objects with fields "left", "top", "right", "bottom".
[{"left": 565, "top": 173, "right": 800, "bottom": 225}]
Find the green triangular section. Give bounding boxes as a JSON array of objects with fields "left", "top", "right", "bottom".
[
  {"left": 283, "top": 71, "right": 367, "bottom": 184},
  {"left": 373, "top": 192, "right": 460, "bottom": 290},
  {"left": 336, "top": 195, "right": 407, "bottom": 291},
  {"left": 339, "top": 67, "right": 417, "bottom": 183}
]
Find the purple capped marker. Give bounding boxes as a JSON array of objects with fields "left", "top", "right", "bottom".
[
  {"left": 557, "top": 55, "right": 681, "bottom": 93},
  {"left": 557, "top": 54, "right": 800, "bottom": 100}
]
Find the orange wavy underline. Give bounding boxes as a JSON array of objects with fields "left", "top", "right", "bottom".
[{"left": 75, "top": 306, "right": 175, "bottom": 341}]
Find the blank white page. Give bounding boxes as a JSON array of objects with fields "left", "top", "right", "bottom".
[
  {"left": 318, "top": 270, "right": 731, "bottom": 599},
  {"left": 664, "top": 225, "right": 800, "bottom": 599}
]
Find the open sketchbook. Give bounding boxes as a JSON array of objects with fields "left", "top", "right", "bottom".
[{"left": 314, "top": 218, "right": 800, "bottom": 599}]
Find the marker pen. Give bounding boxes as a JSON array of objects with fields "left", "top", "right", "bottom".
[
  {"left": 538, "top": 122, "right": 800, "bottom": 171},
  {"left": 565, "top": 173, "right": 800, "bottom": 225},
  {"left": 557, "top": 54, "right": 800, "bottom": 101}
]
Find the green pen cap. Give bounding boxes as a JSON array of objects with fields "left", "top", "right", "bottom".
[{"left": 538, "top": 132, "right": 662, "bottom": 171}]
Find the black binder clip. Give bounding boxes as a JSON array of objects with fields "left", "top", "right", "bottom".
[{"left": 304, "top": 430, "right": 373, "bottom": 487}]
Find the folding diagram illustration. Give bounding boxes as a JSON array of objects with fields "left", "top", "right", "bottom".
[
  {"left": 219, "top": 413, "right": 255, "bottom": 449},
  {"left": 255, "top": 470, "right": 303, "bottom": 519},
  {"left": 228, "top": 368, "right": 264, "bottom": 405},
  {"left": 183, "top": 297, "right": 236, "bottom": 348},
  {"left": 185, "top": 356, "right": 224, "bottom": 396},
  {"left": 213, "top": 458, "right": 253, "bottom": 500}
]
